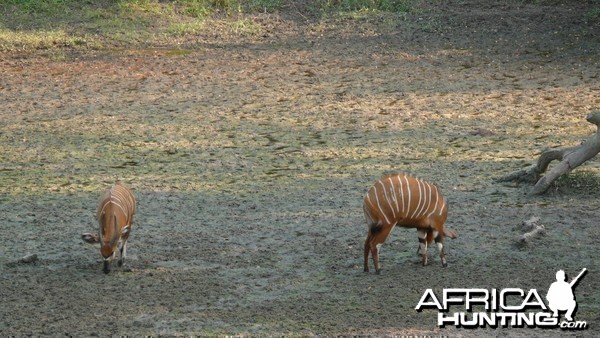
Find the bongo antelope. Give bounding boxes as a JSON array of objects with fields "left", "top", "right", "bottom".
[
  {"left": 363, "top": 173, "right": 457, "bottom": 273},
  {"left": 82, "top": 183, "right": 136, "bottom": 273}
]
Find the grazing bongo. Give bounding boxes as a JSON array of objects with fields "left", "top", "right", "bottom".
[
  {"left": 82, "top": 183, "right": 136, "bottom": 273},
  {"left": 363, "top": 174, "right": 457, "bottom": 273}
]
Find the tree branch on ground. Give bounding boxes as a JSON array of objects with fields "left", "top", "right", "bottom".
[{"left": 498, "top": 111, "right": 600, "bottom": 195}]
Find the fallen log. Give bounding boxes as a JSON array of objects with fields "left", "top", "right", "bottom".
[{"left": 498, "top": 111, "right": 600, "bottom": 195}]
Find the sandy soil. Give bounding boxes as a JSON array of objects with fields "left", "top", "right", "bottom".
[{"left": 1, "top": 0, "right": 599, "bottom": 336}]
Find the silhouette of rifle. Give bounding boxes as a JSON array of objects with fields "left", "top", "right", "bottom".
[{"left": 570, "top": 268, "right": 587, "bottom": 287}]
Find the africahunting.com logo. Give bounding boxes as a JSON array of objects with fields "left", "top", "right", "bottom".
[{"left": 415, "top": 268, "right": 588, "bottom": 330}]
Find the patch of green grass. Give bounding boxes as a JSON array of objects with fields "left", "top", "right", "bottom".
[
  {"left": 312, "top": 0, "right": 411, "bottom": 38},
  {"left": 0, "top": 0, "right": 416, "bottom": 51},
  {"left": 587, "top": 7, "right": 600, "bottom": 22},
  {"left": 320, "top": 0, "right": 413, "bottom": 13},
  {"left": 0, "top": 0, "right": 286, "bottom": 52},
  {"left": 0, "top": 29, "right": 89, "bottom": 51},
  {"left": 1, "top": 0, "right": 70, "bottom": 15},
  {"left": 174, "top": 0, "right": 284, "bottom": 16},
  {"left": 0, "top": 0, "right": 414, "bottom": 52},
  {"left": 551, "top": 169, "right": 600, "bottom": 195},
  {"left": 229, "top": 18, "right": 262, "bottom": 35},
  {"left": 166, "top": 20, "right": 206, "bottom": 36}
]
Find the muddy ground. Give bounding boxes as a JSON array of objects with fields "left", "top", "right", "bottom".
[{"left": 1, "top": 0, "right": 599, "bottom": 336}]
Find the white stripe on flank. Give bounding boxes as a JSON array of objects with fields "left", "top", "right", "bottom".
[
  {"left": 419, "top": 180, "right": 430, "bottom": 218},
  {"left": 418, "top": 182, "right": 427, "bottom": 218},
  {"left": 110, "top": 196, "right": 128, "bottom": 216},
  {"left": 422, "top": 182, "right": 433, "bottom": 218},
  {"left": 439, "top": 198, "right": 446, "bottom": 216},
  {"left": 364, "top": 190, "right": 376, "bottom": 216},
  {"left": 99, "top": 200, "right": 125, "bottom": 219},
  {"left": 379, "top": 181, "right": 396, "bottom": 220},
  {"left": 364, "top": 190, "right": 372, "bottom": 207},
  {"left": 372, "top": 184, "right": 391, "bottom": 225},
  {"left": 411, "top": 179, "right": 423, "bottom": 219},
  {"left": 397, "top": 175, "right": 405, "bottom": 216},
  {"left": 427, "top": 186, "right": 440, "bottom": 218},
  {"left": 417, "top": 180, "right": 429, "bottom": 218},
  {"left": 404, "top": 176, "right": 411, "bottom": 219},
  {"left": 388, "top": 177, "right": 399, "bottom": 215}
]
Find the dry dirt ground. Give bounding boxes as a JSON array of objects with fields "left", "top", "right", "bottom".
[{"left": 1, "top": 0, "right": 599, "bottom": 336}]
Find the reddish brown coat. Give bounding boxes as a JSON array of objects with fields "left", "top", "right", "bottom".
[
  {"left": 363, "top": 174, "right": 457, "bottom": 273},
  {"left": 97, "top": 183, "right": 136, "bottom": 273}
]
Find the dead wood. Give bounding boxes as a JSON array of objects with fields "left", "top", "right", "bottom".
[
  {"left": 5, "top": 253, "right": 38, "bottom": 267},
  {"left": 498, "top": 111, "right": 600, "bottom": 195},
  {"left": 81, "top": 232, "right": 100, "bottom": 244},
  {"left": 521, "top": 216, "right": 541, "bottom": 230},
  {"left": 19, "top": 253, "right": 38, "bottom": 264},
  {"left": 517, "top": 216, "right": 546, "bottom": 246}
]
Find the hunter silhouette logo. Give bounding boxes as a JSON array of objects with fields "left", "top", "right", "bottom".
[
  {"left": 415, "top": 268, "right": 589, "bottom": 330},
  {"left": 546, "top": 268, "right": 586, "bottom": 322}
]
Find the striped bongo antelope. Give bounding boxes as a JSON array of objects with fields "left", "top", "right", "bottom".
[
  {"left": 363, "top": 173, "right": 457, "bottom": 273},
  {"left": 82, "top": 183, "right": 136, "bottom": 274}
]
